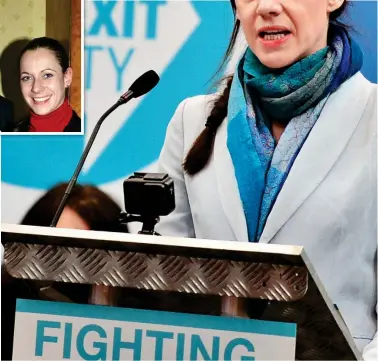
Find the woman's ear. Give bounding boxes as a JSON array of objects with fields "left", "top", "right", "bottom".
[
  {"left": 233, "top": 0, "right": 240, "bottom": 20},
  {"left": 64, "top": 67, "right": 73, "bottom": 88},
  {"left": 327, "top": 0, "right": 345, "bottom": 13},
  {"left": 235, "top": 7, "right": 240, "bottom": 20}
]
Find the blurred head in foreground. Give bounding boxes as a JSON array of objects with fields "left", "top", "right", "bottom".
[{"left": 21, "top": 182, "right": 123, "bottom": 232}]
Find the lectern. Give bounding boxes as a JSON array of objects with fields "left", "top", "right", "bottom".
[{"left": 2, "top": 223, "right": 361, "bottom": 360}]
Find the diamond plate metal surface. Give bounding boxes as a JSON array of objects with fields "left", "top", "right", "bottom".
[
  {"left": 4, "top": 243, "right": 307, "bottom": 301},
  {"left": 2, "top": 224, "right": 360, "bottom": 360}
]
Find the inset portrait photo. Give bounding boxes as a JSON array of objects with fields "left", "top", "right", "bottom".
[{"left": 0, "top": 0, "right": 83, "bottom": 134}]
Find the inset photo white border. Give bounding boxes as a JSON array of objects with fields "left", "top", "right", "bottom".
[{"left": 0, "top": 0, "right": 85, "bottom": 136}]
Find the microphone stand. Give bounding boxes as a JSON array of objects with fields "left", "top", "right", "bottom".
[
  {"left": 48, "top": 93, "right": 133, "bottom": 306},
  {"left": 50, "top": 93, "right": 132, "bottom": 227}
]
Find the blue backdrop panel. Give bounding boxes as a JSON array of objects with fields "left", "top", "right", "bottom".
[{"left": 1, "top": 1, "right": 376, "bottom": 195}]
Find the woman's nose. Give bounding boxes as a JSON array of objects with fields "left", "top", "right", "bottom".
[
  {"left": 31, "top": 79, "right": 43, "bottom": 94},
  {"left": 256, "top": 0, "right": 283, "bottom": 17}
]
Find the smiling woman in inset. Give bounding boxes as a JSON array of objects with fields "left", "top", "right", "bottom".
[{"left": 15, "top": 37, "right": 81, "bottom": 132}]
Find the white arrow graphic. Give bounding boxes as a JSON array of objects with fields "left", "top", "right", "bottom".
[{"left": 83, "top": 0, "right": 200, "bottom": 173}]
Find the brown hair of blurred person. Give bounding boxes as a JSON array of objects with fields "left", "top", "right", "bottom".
[{"left": 21, "top": 182, "right": 124, "bottom": 232}]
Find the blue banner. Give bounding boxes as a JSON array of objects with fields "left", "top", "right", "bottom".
[{"left": 13, "top": 299, "right": 297, "bottom": 360}]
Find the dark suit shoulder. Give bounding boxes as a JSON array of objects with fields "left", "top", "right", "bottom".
[
  {"left": 64, "top": 111, "right": 81, "bottom": 132},
  {"left": 13, "top": 116, "right": 29, "bottom": 132},
  {"left": 0, "top": 96, "right": 15, "bottom": 132}
]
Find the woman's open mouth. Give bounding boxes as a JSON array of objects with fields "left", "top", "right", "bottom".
[
  {"left": 258, "top": 30, "right": 292, "bottom": 47},
  {"left": 32, "top": 96, "right": 51, "bottom": 105}
]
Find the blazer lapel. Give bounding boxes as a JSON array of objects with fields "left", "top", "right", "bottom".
[
  {"left": 259, "top": 73, "right": 374, "bottom": 243},
  {"left": 214, "top": 115, "right": 249, "bottom": 242}
]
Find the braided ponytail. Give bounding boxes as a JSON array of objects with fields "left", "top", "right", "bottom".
[
  {"left": 183, "top": 13, "right": 240, "bottom": 176},
  {"left": 183, "top": 76, "right": 233, "bottom": 175},
  {"left": 182, "top": 0, "right": 240, "bottom": 176}
]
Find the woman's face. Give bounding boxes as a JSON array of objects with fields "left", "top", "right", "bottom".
[
  {"left": 20, "top": 48, "right": 72, "bottom": 115},
  {"left": 235, "top": 0, "right": 345, "bottom": 68}
]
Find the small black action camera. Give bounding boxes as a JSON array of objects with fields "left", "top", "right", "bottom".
[{"left": 123, "top": 172, "right": 175, "bottom": 218}]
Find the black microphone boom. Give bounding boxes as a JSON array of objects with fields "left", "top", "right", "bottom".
[{"left": 50, "top": 70, "right": 160, "bottom": 227}]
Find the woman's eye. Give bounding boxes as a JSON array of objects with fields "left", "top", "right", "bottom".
[
  {"left": 43, "top": 73, "right": 53, "bottom": 79},
  {"left": 21, "top": 76, "right": 30, "bottom": 82}
]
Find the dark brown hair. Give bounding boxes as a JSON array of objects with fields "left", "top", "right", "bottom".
[
  {"left": 20, "top": 37, "right": 69, "bottom": 73},
  {"left": 183, "top": 0, "right": 350, "bottom": 175},
  {"left": 21, "top": 182, "right": 124, "bottom": 232}
]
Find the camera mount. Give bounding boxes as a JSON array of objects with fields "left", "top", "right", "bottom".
[{"left": 119, "top": 212, "right": 161, "bottom": 236}]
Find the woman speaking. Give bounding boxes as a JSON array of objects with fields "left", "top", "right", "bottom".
[
  {"left": 14, "top": 37, "right": 81, "bottom": 132},
  {"left": 157, "top": 0, "right": 376, "bottom": 359}
]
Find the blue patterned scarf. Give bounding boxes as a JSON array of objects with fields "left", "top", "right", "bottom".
[{"left": 227, "top": 25, "right": 363, "bottom": 242}]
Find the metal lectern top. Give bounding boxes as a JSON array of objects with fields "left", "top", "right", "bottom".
[{"left": 1, "top": 223, "right": 361, "bottom": 360}]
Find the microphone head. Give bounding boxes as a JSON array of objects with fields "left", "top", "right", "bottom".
[{"left": 129, "top": 70, "right": 160, "bottom": 98}]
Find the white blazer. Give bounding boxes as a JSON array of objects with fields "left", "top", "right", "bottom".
[{"left": 156, "top": 72, "right": 377, "bottom": 359}]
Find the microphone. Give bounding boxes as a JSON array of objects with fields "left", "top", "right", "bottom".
[
  {"left": 50, "top": 70, "right": 160, "bottom": 227},
  {"left": 118, "top": 70, "right": 160, "bottom": 103}
]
